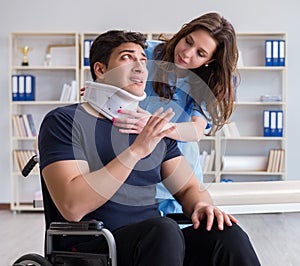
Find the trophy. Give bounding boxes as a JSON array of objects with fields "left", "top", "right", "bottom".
[{"left": 20, "top": 46, "right": 32, "bottom": 66}]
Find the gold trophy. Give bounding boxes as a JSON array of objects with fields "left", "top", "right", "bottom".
[{"left": 20, "top": 46, "right": 32, "bottom": 66}]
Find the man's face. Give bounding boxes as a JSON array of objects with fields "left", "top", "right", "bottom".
[{"left": 101, "top": 43, "right": 148, "bottom": 97}]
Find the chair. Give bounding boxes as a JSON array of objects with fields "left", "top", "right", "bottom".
[
  {"left": 13, "top": 156, "right": 117, "bottom": 266},
  {"left": 13, "top": 156, "right": 191, "bottom": 265}
]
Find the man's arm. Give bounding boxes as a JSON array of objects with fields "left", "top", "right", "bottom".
[
  {"left": 42, "top": 107, "right": 175, "bottom": 222},
  {"left": 161, "top": 156, "right": 238, "bottom": 231}
]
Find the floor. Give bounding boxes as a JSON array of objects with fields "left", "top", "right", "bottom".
[{"left": 1, "top": 210, "right": 300, "bottom": 266}]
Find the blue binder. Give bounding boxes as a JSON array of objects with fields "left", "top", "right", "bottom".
[
  {"left": 278, "top": 40, "right": 285, "bottom": 66},
  {"left": 276, "top": 110, "right": 283, "bottom": 137},
  {"left": 12, "top": 75, "right": 19, "bottom": 101},
  {"left": 18, "top": 75, "right": 26, "bottom": 101},
  {"left": 263, "top": 110, "right": 270, "bottom": 136},
  {"left": 272, "top": 40, "right": 279, "bottom": 66},
  {"left": 25, "top": 75, "right": 35, "bottom": 101},
  {"left": 265, "top": 40, "right": 273, "bottom": 66},
  {"left": 84, "top": 40, "right": 93, "bottom": 66}
]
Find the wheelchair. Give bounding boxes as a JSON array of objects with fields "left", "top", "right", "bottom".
[
  {"left": 13, "top": 156, "right": 191, "bottom": 266},
  {"left": 13, "top": 156, "right": 117, "bottom": 266}
]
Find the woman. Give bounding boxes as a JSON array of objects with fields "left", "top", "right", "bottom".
[{"left": 89, "top": 12, "right": 239, "bottom": 216}]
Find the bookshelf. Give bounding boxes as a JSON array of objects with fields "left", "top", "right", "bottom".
[
  {"left": 217, "top": 33, "right": 286, "bottom": 184},
  {"left": 9, "top": 32, "right": 80, "bottom": 211}
]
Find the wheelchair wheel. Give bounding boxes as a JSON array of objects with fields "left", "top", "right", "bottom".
[{"left": 13, "top": 253, "right": 52, "bottom": 266}]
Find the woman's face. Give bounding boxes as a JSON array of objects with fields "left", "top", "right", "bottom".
[{"left": 174, "top": 29, "right": 217, "bottom": 69}]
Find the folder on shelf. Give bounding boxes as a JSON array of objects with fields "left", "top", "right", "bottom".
[
  {"left": 25, "top": 75, "right": 35, "bottom": 101},
  {"left": 276, "top": 110, "right": 283, "bottom": 137},
  {"left": 278, "top": 40, "right": 285, "bottom": 66},
  {"left": 272, "top": 40, "right": 279, "bottom": 66},
  {"left": 18, "top": 75, "right": 25, "bottom": 101},
  {"left": 263, "top": 110, "right": 270, "bottom": 136},
  {"left": 12, "top": 75, "right": 19, "bottom": 101},
  {"left": 265, "top": 40, "right": 273, "bottom": 66},
  {"left": 84, "top": 39, "right": 93, "bottom": 66},
  {"left": 270, "top": 111, "right": 277, "bottom": 136},
  {"left": 11, "top": 74, "right": 35, "bottom": 101}
]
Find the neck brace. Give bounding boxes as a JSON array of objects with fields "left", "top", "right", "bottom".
[{"left": 83, "top": 81, "right": 147, "bottom": 120}]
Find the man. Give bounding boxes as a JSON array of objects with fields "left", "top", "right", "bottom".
[{"left": 38, "top": 30, "right": 260, "bottom": 266}]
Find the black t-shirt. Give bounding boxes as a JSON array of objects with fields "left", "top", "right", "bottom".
[{"left": 38, "top": 104, "right": 182, "bottom": 236}]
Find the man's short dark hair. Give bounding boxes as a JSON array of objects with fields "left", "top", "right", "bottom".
[{"left": 89, "top": 30, "right": 147, "bottom": 81}]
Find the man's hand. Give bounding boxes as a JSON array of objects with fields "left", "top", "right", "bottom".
[
  {"left": 130, "top": 107, "right": 175, "bottom": 159},
  {"left": 190, "top": 202, "right": 238, "bottom": 231}
]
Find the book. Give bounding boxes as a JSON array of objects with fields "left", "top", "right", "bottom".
[
  {"left": 206, "top": 150, "right": 215, "bottom": 172},
  {"left": 26, "top": 114, "right": 37, "bottom": 136},
  {"left": 222, "top": 122, "right": 240, "bottom": 137},
  {"left": 22, "top": 114, "right": 33, "bottom": 137},
  {"left": 266, "top": 149, "right": 275, "bottom": 172}
]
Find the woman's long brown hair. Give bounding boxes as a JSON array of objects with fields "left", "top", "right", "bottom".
[{"left": 152, "top": 12, "right": 239, "bottom": 134}]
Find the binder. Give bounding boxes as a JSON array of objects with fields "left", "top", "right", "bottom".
[
  {"left": 84, "top": 40, "right": 93, "bottom": 66},
  {"left": 263, "top": 110, "right": 270, "bottom": 136},
  {"left": 12, "top": 75, "right": 19, "bottom": 101},
  {"left": 18, "top": 75, "right": 25, "bottom": 101},
  {"left": 278, "top": 40, "right": 285, "bottom": 66},
  {"left": 25, "top": 75, "right": 35, "bottom": 101},
  {"left": 276, "top": 110, "right": 283, "bottom": 137},
  {"left": 265, "top": 40, "right": 273, "bottom": 66},
  {"left": 270, "top": 111, "right": 277, "bottom": 136},
  {"left": 272, "top": 40, "right": 279, "bottom": 66}
]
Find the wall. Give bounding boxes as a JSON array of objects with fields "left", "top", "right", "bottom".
[{"left": 0, "top": 0, "right": 299, "bottom": 202}]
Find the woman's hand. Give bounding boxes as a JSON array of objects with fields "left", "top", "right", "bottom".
[
  {"left": 113, "top": 106, "right": 152, "bottom": 134},
  {"left": 80, "top": 87, "right": 85, "bottom": 97}
]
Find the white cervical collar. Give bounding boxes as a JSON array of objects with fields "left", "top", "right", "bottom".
[{"left": 83, "top": 81, "right": 147, "bottom": 120}]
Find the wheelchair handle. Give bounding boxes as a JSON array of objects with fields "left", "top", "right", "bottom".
[{"left": 22, "top": 155, "right": 39, "bottom": 177}]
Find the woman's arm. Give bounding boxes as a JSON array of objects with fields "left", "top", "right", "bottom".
[{"left": 115, "top": 110, "right": 207, "bottom": 142}]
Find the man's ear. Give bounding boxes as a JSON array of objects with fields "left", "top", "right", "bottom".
[{"left": 94, "top": 62, "right": 106, "bottom": 79}]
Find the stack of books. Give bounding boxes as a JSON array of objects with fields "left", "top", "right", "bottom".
[
  {"left": 266, "top": 149, "right": 285, "bottom": 173},
  {"left": 13, "top": 149, "right": 39, "bottom": 173},
  {"left": 12, "top": 114, "right": 36, "bottom": 137},
  {"left": 200, "top": 150, "right": 215, "bottom": 173}
]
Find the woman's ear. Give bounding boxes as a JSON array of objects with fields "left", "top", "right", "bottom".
[
  {"left": 204, "top": 58, "right": 216, "bottom": 66},
  {"left": 94, "top": 62, "right": 106, "bottom": 80}
]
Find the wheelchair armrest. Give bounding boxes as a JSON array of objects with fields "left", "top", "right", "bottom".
[
  {"left": 49, "top": 220, "right": 104, "bottom": 231},
  {"left": 166, "top": 213, "right": 192, "bottom": 224}
]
